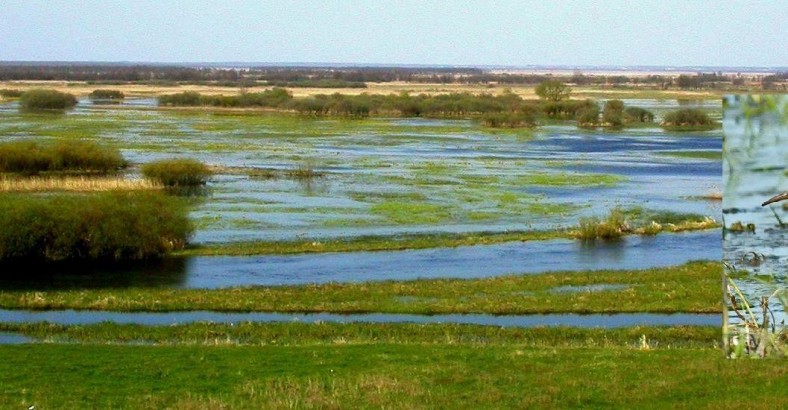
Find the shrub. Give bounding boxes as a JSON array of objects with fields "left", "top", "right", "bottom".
[
  {"left": 142, "top": 158, "right": 212, "bottom": 186},
  {"left": 624, "top": 107, "right": 654, "bottom": 123},
  {"left": 576, "top": 207, "right": 629, "bottom": 240},
  {"left": 88, "top": 89, "right": 125, "bottom": 100},
  {"left": 0, "top": 191, "right": 192, "bottom": 262},
  {"left": 602, "top": 100, "right": 625, "bottom": 127},
  {"left": 19, "top": 89, "right": 78, "bottom": 110},
  {"left": 158, "top": 91, "right": 203, "bottom": 106},
  {"left": 576, "top": 104, "right": 600, "bottom": 127},
  {"left": 661, "top": 108, "right": 714, "bottom": 129},
  {"left": 0, "top": 89, "right": 22, "bottom": 98},
  {"left": 0, "top": 140, "right": 127, "bottom": 174},
  {"left": 480, "top": 111, "right": 536, "bottom": 128}
]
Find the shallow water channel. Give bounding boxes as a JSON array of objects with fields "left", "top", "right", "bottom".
[
  {"left": 0, "top": 231, "right": 719, "bottom": 289},
  {"left": 0, "top": 309, "right": 718, "bottom": 329}
]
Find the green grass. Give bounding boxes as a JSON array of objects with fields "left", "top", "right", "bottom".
[
  {"left": 0, "top": 343, "right": 784, "bottom": 408},
  {"left": 657, "top": 150, "right": 722, "bottom": 160},
  {"left": 0, "top": 261, "right": 721, "bottom": 313},
  {"left": 19, "top": 89, "right": 77, "bottom": 110},
  {"left": 1, "top": 322, "right": 720, "bottom": 347}
]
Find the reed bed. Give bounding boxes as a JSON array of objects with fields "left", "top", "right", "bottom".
[{"left": 0, "top": 175, "right": 161, "bottom": 192}]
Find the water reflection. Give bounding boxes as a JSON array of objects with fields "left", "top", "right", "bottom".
[{"left": 0, "top": 258, "right": 189, "bottom": 290}]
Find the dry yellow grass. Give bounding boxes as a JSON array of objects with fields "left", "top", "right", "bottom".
[
  {"left": 0, "top": 80, "right": 722, "bottom": 100},
  {"left": 0, "top": 175, "right": 161, "bottom": 192}
]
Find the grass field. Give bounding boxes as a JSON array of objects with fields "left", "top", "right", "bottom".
[{"left": 0, "top": 342, "right": 785, "bottom": 408}]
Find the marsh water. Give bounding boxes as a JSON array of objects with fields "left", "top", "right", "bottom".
[
  {"left": 0, "top": 230, "right": 719, "bottom": 289},
  {"left": 0, "top": 309, "right": 718, "bottom": 328},
  {"left": 722, "top": 95, "right": 787, "bottom": 324},
  {"left": 0, "top": 97, "right": 722, "bottom": 327}
]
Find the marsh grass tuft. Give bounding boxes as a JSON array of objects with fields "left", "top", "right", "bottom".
[
  {"left": 0, "top": 140, "right": 128, "bottom": 175},
  {"left": 19, "top": 88, "right": 78, "bottom": 110},
  {"left": 142, "top": 158, "right": 212, "bottom": 187},
  {"left": 0, "top": 191, "right": 192, "bottom": 262},
  {"left": 577, "top": 207, "right": 629, "bottom": 240}
]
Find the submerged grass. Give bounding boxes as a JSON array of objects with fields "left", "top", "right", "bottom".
[
  {"left": 0, "top": 261, "right": 721, "bottom": 313},
  {"left": 0, "top": 342, "right": 784, "bottom": 409}
]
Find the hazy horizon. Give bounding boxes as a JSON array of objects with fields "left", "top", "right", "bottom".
[{"left": 1, "top": 1, "right": 786, "bottom": 67}]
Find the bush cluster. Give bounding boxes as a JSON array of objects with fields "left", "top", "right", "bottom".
[
  {"left": 19, "top": 89, "right": 78, "bottom": 110},
  {"left": 0, "top": 192, "right": 192, "bottom": 262},
  {"left": 88, "top": 89, "right": 125, "bottom": 99},
  {"left": 0, "top": 140, "right": 127, "bottom": 174},
  {"left": 142, "top": 158, "right": 212, "bottom": 186},
  {"left": 661, "top": 108, "right": 714, "bottom": 128},
  {"left": 158, "top": 88, "right": 293, "bottom": 108}
]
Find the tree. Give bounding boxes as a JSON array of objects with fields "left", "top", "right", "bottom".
[{"left": 535, "top": 80, "right": 571, "bottom": 102}]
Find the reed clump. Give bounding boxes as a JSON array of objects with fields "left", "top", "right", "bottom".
[
  {"left": 0, "top": 191, "right": 192, "bottom": 262},
  {"left": 576, "top": 207, "right": 629, "bottom": 240},
  {"left": 0, "top": 140, "right": 128, "bottom": 175},
  {"left": 19, "top": 89, "right": 78, "bottom": 110},
  {"left": 142, "top": 158, "right": 212, "bottom": 187}
]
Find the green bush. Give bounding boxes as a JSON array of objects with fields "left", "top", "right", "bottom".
[
  {"left": 88, "top": 89, "right": 125, "bottom": 100},
  {"left": 576, "top": 104, "right": 600, "bottom": 127},
  {"left": 661, "top": 108, "right": 714, "bottom": 129},
  {"left": 624, "top": 107, "right": 655, "bottom": 123},
  {"left": 0, "top": 140, "right": 127, "bottom": 174},
  {"left": 602, "top": 100, "right": 625, "bottom": 127},
  {"left": 0, "top": 89, "right": 22, "bottom": 98},
  {"left": 0, "top": 192, "right": 192, "bottom": 262},
  {"left": 19, "top": 89, "right": 78, "bottom": 110},
  {"left": 142, "top": 158, "right": 212, "bottom": 186}
]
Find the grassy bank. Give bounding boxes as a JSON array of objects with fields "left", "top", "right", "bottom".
[
  {"left": 1, "top": 322, "right": 719, "bottom": 347},
  {"left": 0, "top": 261, "right": 721, "bottom": 313},
  {"left": 0, "top": 343, "right": 784, "bottom": 408}
]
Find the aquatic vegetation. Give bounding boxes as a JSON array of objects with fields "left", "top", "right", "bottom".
[
  {"left": 723, "top": 264, "right": 787, "bottom": 359},
  {"left": 141, "top": 158, "right": 212, "bottom": 186},
  {"left": 0, "top": 140, "right": 127, "bottom": 174},
  {"left": 370, "top": 201, "right": 455, "bottom": 224},
  {"left": 577, "top": 207, "right": 629, "bottom": 240},
  {"left": 0, "top": 191, "right": 192, "bottom": 262},
  {"left": 19, "top": 89, "right": 78, "bottom": 110},
  {"left": 510, "top": 172, "right": 624, "bottom": 187}
]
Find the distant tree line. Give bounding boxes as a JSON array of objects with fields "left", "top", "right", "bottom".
[{"left": 0, "top": 64, "right": 780, "bottom": 90}]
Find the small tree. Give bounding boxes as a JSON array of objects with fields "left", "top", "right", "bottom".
[
  {"left": 602, "top": 99, "right": 625, "bottom": 127},
  {"left": 535, "top": 80, "right": 571, "bottom": 102}
]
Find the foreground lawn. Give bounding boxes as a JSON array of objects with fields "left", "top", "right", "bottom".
[
  {"left": 0, "top": 342, "right": 784, "bottom": 409},
  {"left": 0, "top": 261, "right": 720, "bottom": 313}
]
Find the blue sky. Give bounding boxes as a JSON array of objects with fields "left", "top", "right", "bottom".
[{"left": 1, "top": 0, "right": 785, "bottom": 67}]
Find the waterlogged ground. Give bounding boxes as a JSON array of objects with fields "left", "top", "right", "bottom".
[
  {"left": 0, "top": 98, "right": 721, "bottom": 244},
  {"left": 722, "top": 95, "right": 787, "bottom": 325},
  {"left": 0, "top": 97, "right": 722, "bottom": 328}
]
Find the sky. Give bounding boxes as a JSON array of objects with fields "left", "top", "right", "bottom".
[{"left": 1, "top": 0, "right": 786, "bottom": 67}]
